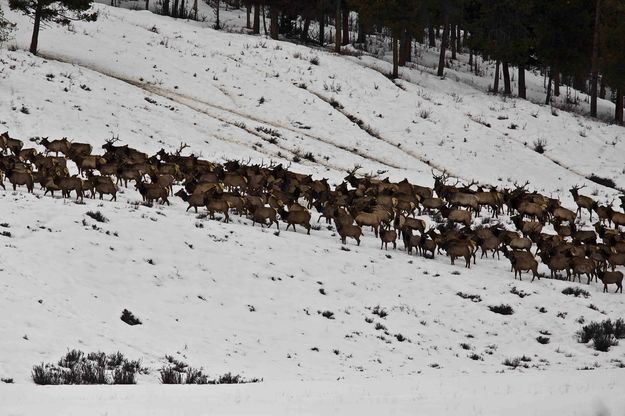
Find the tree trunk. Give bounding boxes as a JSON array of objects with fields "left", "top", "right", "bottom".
[
  {"left": 146, "top": 0, "right": 149, "bottom": 10},
  {"left": 357, "top": 22, "right": 365, "bottom": 45},
  {"left": 493, "top": 60, "right": 500, "bottom": 94},
  {"left": 437, "top": 11, "right": 449, "bottom": 77},
  {"left": 599, "top": 76, "right": 606, "bottom": 99},
  {"left": 616, "top": 89, "right": 623, "bottom": 125},
  {"left": 334, "top": 0, "right": 341, "bottom": 53},
  {"left": 172, "top": 0, "right": 178, "bottom": 17},
  {"left": 554, "top": 70, "right": 560, "bottom": 96},
  {"left": 590, "top": 0, "right": 602, "bottom": 118},
  {"left": 545, "top": 71, "right": 553, "bottom": 105},
  {"left": 179, "top": 0, "right": 185, "bottom": 18},
  {"left": 319, "top": 2, "right": 325, "bottom": 46},
  {"left": 450, "top": 24, "right": 456, "bottom": 60},
  {"left": 398, "top": 29, "right": 407, "bottom": 66},
  {"left": 428, "top": 24, "right": 435, "bottom": 47},
  {"left": 392, "top": 35, "right": 399, "bottom": 79},
  {"left": 502, "top": 62, "right": 511, "bottom": 95},
  {"left": 29, "top": 1, "right": 43, "bottom": 55},
  {"left": 518, "top": 65, "right": 526, "bottom": 99},
  {"left": 270, "top": 5, "right": 279, "bottom": 39},
  {"left": 301, "top": 16, "right": 310, "bottom": 42},
  {"left": 341, "top": 3, "right": 349, "bottom": 45},
  {"left": 262, "top": 5, "right": 268, "bottom": 35},
  {"left": 468, "top": 49, "right": 473, "bottom": 66},
  {"left": 252, "top": 1, "right": 260, "bottom": 34},
  {"left": 162, "top": 0, "right": 169, "bottom": 15},
  {"left": 212, "top": 0, "right": 219, "bottom": 27},
  {"left": 246, "top": 4, "right": 251, "bottom": 28},
  {"left": 404, "top": 30, "right": 412, "bottom": 62}
]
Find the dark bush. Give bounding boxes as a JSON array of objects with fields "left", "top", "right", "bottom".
[
  {"left": 587, "top": 175, "right": 616, "bottom": 189},
  {"left": 33, "top": 350, "right": 143, "bottom": 385},
  {"left": 121, "top": 309, "right": 142, "bottom": 326},
  {"left": 86, "top": 211, "right": 108, "bottom": 223},
  {"left": 562, "top": 287, "right": 590, "bottom": 298},
  {"left": 159, "top": 366, "right": 183, "bottom": 384},
  {"left": 489, "top": 304, "right": 514, "bottom": 315},
  {"left": 536, "top": 336, "right": 550, "bottom": 344},
  {"left": 578, "top": 318, "right": 625, "bottom": 352},
  {"left": 456, "top": 292, "right": 481, "bottom": 302},
  {"left": 321, "top": 310, "right": 335, "bottom": 319},
  {"left": 371, "top": 306, "right": 388, "bottom": 318},
  {"left": 532, "top": 139, "right": 547, "bottom": 154}
]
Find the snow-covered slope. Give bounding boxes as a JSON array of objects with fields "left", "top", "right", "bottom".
[{"left": 1, "top": 3, "right": 625, "bottom": 415}]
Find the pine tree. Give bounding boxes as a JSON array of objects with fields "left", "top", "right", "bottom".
[{"left": 9, "top": 0, "right": 97, "bottom": 55}]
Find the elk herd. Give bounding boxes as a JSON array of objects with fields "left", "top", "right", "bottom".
[{"left": 1, "top": 130, "right": 625, "bottom": 294}]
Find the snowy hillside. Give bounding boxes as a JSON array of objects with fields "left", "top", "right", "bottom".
[{"left": 1, "top": 2, "right": 625, "bottom": 415}]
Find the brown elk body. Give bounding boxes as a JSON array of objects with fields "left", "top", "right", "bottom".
[
  {"left": 379, "top": 227, "right": 397, "bottom": 250},
  {"left": 252, "top": 206, "right": 279, "bottom": 230},
  {"left": 569, "top": 186, "right": 596, "bottom": 220},
  {"left": 279, "top": 208, "right": 312, "bottom": 234},
  {"left": 597, "top": 270, "right": 623, "bottom": 293},
  {"left": 336, "top": 222, "right": 362, "bottom": 245}
]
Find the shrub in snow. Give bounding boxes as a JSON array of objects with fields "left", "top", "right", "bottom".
[
  {"left": 121, "top": 309, "right": 142, "bottom": 326},
  {"left": 86, "top": 210, "right": 108, "bottom": 223},
  {"left": 536, "top": 336, "right": 550, "bottom": 345},
  {"left": 32, "top": 350, "right": 143, "bottom": 385},
  {"left": 159, "top": 366, "right": 184, "bottom": 384},
  {"left": 488, "top": 304, "right": 514, "bottom": 315},
  {"left": 578, "top": 319, "right": 625, "bottom": 352},
  {"left": 532, "top": 139, "right": 547, "bottom": 154},
  {"left": 456, "top": 292, "right": 482, "bottom": 302},
  {"left": 562, "top": 287, "right": 590, "bottom": 298}
]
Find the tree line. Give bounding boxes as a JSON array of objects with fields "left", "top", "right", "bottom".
[
  {"left": 3, "top": 0, "right": 625, "bottom": 124},
  {"left": 234, "top": 0, "right": 625, "bottom": 124}
]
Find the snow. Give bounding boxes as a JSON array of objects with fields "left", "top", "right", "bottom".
[{"left": 1, "top": 2, "right": 625, "bottom": 415}]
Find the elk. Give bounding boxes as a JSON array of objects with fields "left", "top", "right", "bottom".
[
  {"left": 5, "top": 168, "right": 34, "bottom": 193},
  {"left": 54, "top": 176, "right": 84, "bottom": 201},
  {"left": 355, "top": 212, "right": 383, "bottom": 237},
  {"left": 448, "top": 192, "right": 479, "bottom": 213},
  {"left": 379, "top": 226, "right": 397, "bottom": 250},
  {"left": 175, "top": 189, "right": 205, "bottom": 213},
  {"left": 252, "top": 206, "right": 279, "bottom": 229},
  {"left": 401, "top": 227, "right": 421, "bottom": 254},
  {"left": 569, "top": 185, "right": 596, "bottom": 220},
  {"left": 278, "top": 207, "right": 312, "bottom": 234},
  {"left": 570, "top": 257, "right": 596, "bottom": 284},
  {"left": 90, "top": 175, "right": 117, "bottom": 201},
  {"left": 597, "top": 270, "right": 623, "bottom": 293},
  {"left": 336, "top": 221, "right": 362, "bottom": 246},
  {"left": 440, "top": 207, "right": 472, "bottom": 228},
  {"left": 607, "top": 252, "right": 625, "bottom": 271},
  {"left": 552, "top": 206, "right": 576, "bottom": 224},
  {"left": 440, "top": 238, "right": 476, "bottom": 268},
  {"left": 476, "top": 235, "right": 501, "bottom": 259},
  {"left": 593, "top": 201, "right": 613, "bottom": 226},
  {"left": 418, "top": 234, "right": 437, "bottom": 258},
  {"left": 75, "top": 155, "right": 107, "bottom": 175},
  {"left": 502, "top": 247, "right": 540, "bottom": 281},
  {"left": 393, "top": 214, "right": 426, "bottom": 236},
  {"left": 421, "top": 197, "right": 445, "bottom": 213},
  {"left": 538, "top": 250, "right": 571, "bottom": 280},
  {"left": 509, "top": 237, "right": 532, "bottom": 252},
  {"left": 517, "top": 201, "right": 547, "bottom": 222},
  {"left": 609, "top": 208, "right": 625, "bottom": 229},
  {"left": 67, "top": 142, "right": 93, "bottom": 159},
  {"left": 206, "top": 196, "right": 230, "bottom": 223},
  {"left": 475, "top": 188, "right": 504, "bottom": 217},
  {"left": 40, "top": 137, "right": 70, "bottom": 156},
  {"left": 570, "top": 224, "right": 597, "bottom": 245},
  {"left": 0, "top": 131, "right": 24, "bottom": 155},
  {"left": 150, "top": 174, "right": 175, "bottom": 196},
  {"left": 135, "top": 181, "right": 169, "bottom": 205},
  {"left": 511, "top": 215, "right": 543, "bottom": 238}
]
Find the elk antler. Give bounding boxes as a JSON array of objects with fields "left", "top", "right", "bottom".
[{"left": 175, "top": 142, "right": 190, "bottom": 156}]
